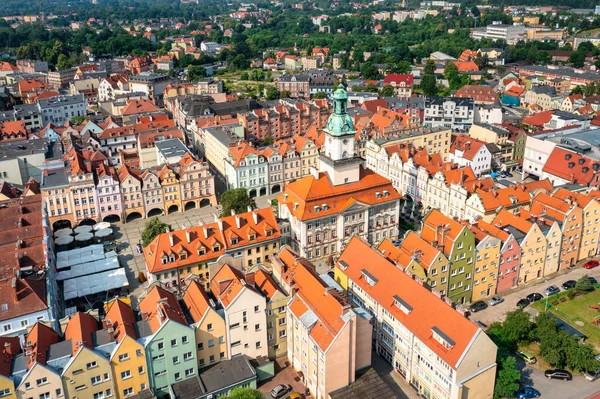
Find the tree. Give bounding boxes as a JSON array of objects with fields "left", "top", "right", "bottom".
[
  {"left": 226, "top": 387, "right": 264, "bottom": 399},
  {"left": 56, "top": 53, "right": 73, "bottom": 70},
  {"left": 585, "top": 83, "right": 597, "bottom": 97},
  {"left": 424, "top": 59, "right": 436, "bottom": 75},
  {"left": 220, "top": 188, "right": 256, "bottom": 217},
  {"left": 576, "top": 275, "right": 594, "bottom": 292},
  {"left": 141, "top": 217, "right": 170, "bottom": 247},
  {"left": 70, "top": 115, "right": 86, "bottom": 124},
  {"left": 571, "top": 85, "right": 584, "bottom": 95},
  {"left": 501, "top": 309, "right": 534, "bottom": 344},
  {"left": 493, "top": 356, "right": 520, "bottom": 399},
  {"left": 265, "top": 86, "right": 279, "bottom": 100},
  {"left": 420, "top": 74, "right": 437, "bottom": 96},
  {"left": 444, "top": 61, "right": 459, "bottom": 80},
  {"left": 360, "top": 63, "right": 379, "bottom": 80},
  {"left": 313, "top": 91, "right": 327, "bottom": 99},
  {"left": 569, "top": 51, "right": 586, "bottom": 68},
  {"left": 187, "top": 65, "right": 207, "bottom": 81},
  {"left": 381, "top": 84, "right": 395, "bottom": 97},
  {"left": 262, "top": 135, "right": 274, "bottom": 145},
  {"left": 364, "top": 84, "right": 379, "bottom": 93}
]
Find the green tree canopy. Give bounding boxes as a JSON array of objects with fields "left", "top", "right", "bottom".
[
  {"left": 576, "top": 275, "right": 594, "bottom": 292},
  {"left": 187, "top": 65, "right": 207, "bottom": 82},
  {"left": 381, "top": 84, "right": 395, "bottom": 97},
  {"left": 493, "top": 356, "right": 520, "bottom": 399},
  {"left": 265, "top": 86, "right": 279, "bottom": 100},
  {"left": 220, "top": 188, "right": 256, "bottom": 217},
  {"left": 420, "top": 74, "right": 437, "bottom": 96},
  {"left": 424, "top": 59, "right": 436, "bottom": 75},
  {"left": 313, "top": 91, "right": 327, "bottom": 99},
  {"left": 226, "top": 387, "right": 264, "bottom": 399},
  {"left": 141, "top": 217, "right": 170, "bottom": 247}
]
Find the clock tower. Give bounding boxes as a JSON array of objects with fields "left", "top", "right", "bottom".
[{"left": 318, "top": 85, "right": 362, "bottom": 185}]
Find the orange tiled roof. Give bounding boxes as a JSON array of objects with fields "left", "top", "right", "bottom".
[
  {"left": 492, "top": 209, "right": 534, "bottom": 235},
  {"left": 504, "top": 86, "right": 525, "bottom": 97},
  {"left": 522, "top": 110, "right": 553, "bottom": 127},
  {"left": 64, "top": 312, "right": 100, "bottom": 355},
  {"left": 138, "top": 285, "right": 187, "bottom": 333},
  {"left": 144, "top": 207, "right": 280, "bottom": 274},
  {"left": 24, "top": 322, "right": 59, "bottom": 368},
  {"left": 121, "top": 99, "right": 160, "bottom": 116},
  {"left": 455, "top": 85, "right": 497, "bottom": 103},
  {"left": 253, "top": 268, "right": 284, "bottom": 301},
  {"left": 530, "top": 192, "right": 573, "bottom": 222},
  {"left": 450, "top": 135, "right": 487, "bottom": 161},
  {"left": 210, "top": 264, "right": 259, "bottom": 308},
  {"left": 420, "top": 209, "right": 466, "bottom": 255},
  {"left": 453, "top": 61, "right": 479, "bottom": 72},
  {"left": 542, "top": 147, "right": 598, "bottom": 186},
  {"left": 105, "top": 299, "right": 138, "bottom": 341},
  {"left": 183, "top": 280, "right": 213, "bottom": 323},
  {"left": 474, "top": 180, "right": 553, "bottom": 212},
  {"left": 338, "top": 236, "right": 480, "bottom": 368},
  {"left": 278, "top": 167, "right": 400, "bottom": 222},
  {"left": 0, "top": 336, "right": 19, "bottom": 376},
  {"left": 279, "top": 247, "right": 347, "bottom": 351}
]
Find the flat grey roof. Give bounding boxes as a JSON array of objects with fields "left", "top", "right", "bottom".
[
  {"left": 330, "top": 368, "right": 398, "bottom": 399},
  {"left": 38, "top": 94, "right": 84, "bottom": 108},
  {"left": 156, "top": 138, "right": 190, "bottom": 158},
  {"left": 0, "top": 138, "right": 47, "bottom": 161},
  {"left": 47, "top": 339, "right": 73, "bottom": 361},
  {"left": 199, "top": 354, "right": 256, "bottom": 393},
  {"left": 42, "top": 161, "right": 69, "bottom": 188}
]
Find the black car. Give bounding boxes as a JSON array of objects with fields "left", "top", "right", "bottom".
[
  {"left": 517, "top": 298, "right": 530, "bottom": 309},
  {"left": 526, "top": 293, "right": 543, "bottom": 302},
  {"left": 469, "top": 300, "right": 488, "bottom": 313},
  {"left": 562, "top": 280, "right": 577, "bottom": 290},
  {"left": 544, "top": 369, "right": 572, "bottom": 381},
  {"left": 589, "top": 276, "right": 598, "bottom": 285}
]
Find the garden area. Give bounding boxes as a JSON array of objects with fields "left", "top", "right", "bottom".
[{"left": 531, "top": 276, "right": 600, "bottom": 347}]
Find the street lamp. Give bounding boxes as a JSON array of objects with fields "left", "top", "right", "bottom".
[{"left": 544, "top": 279, "right": 549, "bottom": 312}]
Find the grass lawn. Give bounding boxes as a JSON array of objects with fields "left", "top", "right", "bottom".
[{"left": 532, "top": 289, "right": 600, "bottom": 347}]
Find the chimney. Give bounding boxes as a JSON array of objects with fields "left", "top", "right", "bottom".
[
  {"left": 168, "top": 233, "right": 174, "bottom": 247},
  {"left": 231, "top": 209, "right": 236, "bottom": 216},
  {"left": 218, "top": 218, "right": 223, "bottom": 232},
  {"left": 235, "top": 215, "right": 241, "bottom": 229},
  {"left": 185, "top": 229, "right": 191, "bottom": 244},
  {"left": 203, "top": 225, "right": 208, "bottom": 237},
  {"left": 252, "top": 210, "right": 258, "bottom": 225}
]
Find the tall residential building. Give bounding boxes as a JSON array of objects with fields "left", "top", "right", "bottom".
[
  {"left": 278, "top": 86, "right": 401, "bottom": 273},
  {"left": 272, "top": 246, "right": 372, "bottom": 399},
  {"left": 423, "top": 97, "right": 475, "bottom": 131},
  {"left": 334, "top": 236, "right": 497, "bottom": 399}
]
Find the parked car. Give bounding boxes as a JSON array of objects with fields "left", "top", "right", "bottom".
[
  {"left": 544, "top": 285, "right": 560, "bottom": 296},
  {"left": 589, "top": 276, "right": 598, "bottom": 285},
  {"left": 469, "top": 300, "right": 488, "bottom": 313},
  {"left": 283, "top": 393, "right": 302, "bottom": 399},
  {"left": 488, "top": 296, "right": 504, "bottom": 306},
  {"left": 517, "top": 298, "right": 530, "bottom": 309},
  {"left": 271, "top": 384, "right": 293, "bottom": 399},
  {"left": 517, "top": 386, "right": 541, "bottom": 399},
  {"left": 585, "top": 259, "right": 600, "bottom": 269},
  {"left": 544, "top": 369, "right": 573, "bottom": 381},
  {"left": 585, "top": 369, "right": 600, "bottom": 382},
  {"left": 562, "top": 280, "right": 577, "bottom": 290},
  {"left": 516, "top": 351, "right": 537, "bottom": 364},
  {"left": 526, "top": 293, "right": 543, "bottom": 302}
]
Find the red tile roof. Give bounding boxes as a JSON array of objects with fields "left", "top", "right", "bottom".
[
  {"left": 382, "top": 74, "right": 413, "bottom": 87},
  {"left": 278, "top": 167, "right": 400, "bottom": 221},
  {"left": 522, "top": 110, "right": 553, "bottom": 127},
  {"left": 338, "top": 236, "right": 481, "bottom": 368},
  {"left": 24, "top": 323, "right": 59, "bottom": 368},
  {"left": 138, "top": 285, "right": 187, "bottom": 333},
  {"left": 64, "top": 312, "right": 100, "bottom": 355},
  {"left": 183, "top": 280, "right": 212, "bottom": 323},
  {"left": 421, "top": 209, "right": 466, "bottom": 255},
  {"left": 453, "top": 61, "right": 479, "bottom": 72},
  {"left": 0, "top": 277, "right": 47, "bottom": 323},
  {"left": 105, "top": 299, "right": 138, "bottom": 341},
  {"left": 455, "top": 85, "right": 497, "bottom": 103},
  {"left": 450, "top": 135, "right": 487, "bottom": 161},
  {"left": 542, "top": 147, "right": 599, "bottom": 186},
  {"left": 121, "top": 99, "right": 160, "bottom": 116}
]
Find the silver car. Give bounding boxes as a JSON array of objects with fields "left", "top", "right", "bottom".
[{"left": 488, "top": 296, "right": 504, "bottom": 306}]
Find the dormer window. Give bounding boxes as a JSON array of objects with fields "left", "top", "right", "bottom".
[
  {"left": 376, "top": 192, "right": 382, "bottom": 199},
  {"left": 432, "top": 326, "right": 455, "bottom": 350},
  {"left": 383, "top": 190, "right": 389, "bottom": 197},
  {"left": 179, "top": 252, "right": 187, "bottom": 261},
  {"left": 314, "top": 205, "right": 321, "bottom": 213},
  {"left": 393, "top": 295, "right": 412, "bottom": 315},
  {"left": 169, "top": 254, "right": 176, "bottom": 263},
  {"left": 231, "top": 237, "right": 238, "bottom": 245},
  {"left": 161, "top": 256, "right": 168, "bottom": 265},
  {"left": 265, "top": 229, "right": 273, "bottom": 237},
  {"left": 198, "top": 246, "right": 206, "bottom": 256},
  {"left": 338, "top": 260, "right": 348, "bottom": 271},
  {"left": 248, "top": 233, "right": 256, "bottom": 241},
  {"left": 293, "top": 203, "right": 299, "bottom": 210},
  {"left": 361, "top": 269, "right": 378, "bottom": 286},
  {"left": 212, "top": 244, "right": 220, "bottom": 252},
  {"left": 323, "top": 204, "right": 329, "bottom": 211}
]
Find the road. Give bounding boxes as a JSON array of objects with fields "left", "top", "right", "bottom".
[
  {"left": 518, "top": 359, "right": 600, "bottom": 399},
  {"left": 112, "top": 194, "right": 278, "bottom": 300},
  {"left": 469, "top": 261, "right": 600, "bottom": 327}
]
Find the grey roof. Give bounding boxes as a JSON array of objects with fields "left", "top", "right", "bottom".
[
  {"left": 41, "top": 162, "right": 69, "bottom": 189},
  {"left": 553, "top": 110, "right": 589, "bottom": 121},
  {"left": 485, "top": 143, "right": 501, "bottom": 154},
  {"left": 11, "top": 353, "right": 27, "bottom": 373},
  {"left": 171, "top": 376, "right": 206, "bottom": 399},
  {"left": 178, "top": 95, "right": 215, "bottom": 117},
  {"left": 199, "top": 354, "right": 256, "bottom": 393},
  {"left": 277, "top": 74, "right": 309, "bottom": 82},
  {"left": 209, "top": 99, "right": 260, "bottom": 116},
  {"left": 156, "top": 138, "right": 190, "bottom": 159},
  {"left": 519, "top": 65, "right": 600, "bottom": 82},
  {"left": 92, "top": 329, "right": 114, "bottom": 347},
  {"left": 431, "top": 326, "right": 455, "bottom": 346},
  {"left": 531, "top": 86, "right": 556, "bottom": 95},
  {"left": 38, "top": 94, "right": 84, "bottom": 109},
  {"left": 425, "top": 96, "right": 474, "bottom": 107},
  {"left": 129, "top": 72, "right": 170, "bottom": 83},
  {"left": 0, "top": 138, "right": 48, "bottom": 161},
  {"left": 47, "top": 339, "right": 73, "bottom": 361},
  {"left": 330, "top": 368, "right": 398, "bottom": 399},
  {"left": 135, "top": 320, "right": 153, "bottom": 338},
  {"left": 14, "top": 103, "right": 40, "bottom": 117},
  {"left": 127, "top": 390, "right": 154, "bottom": 399}
]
